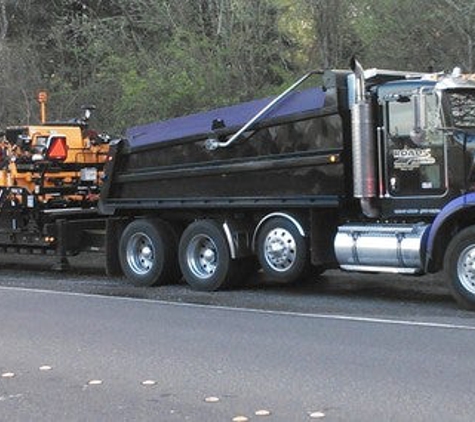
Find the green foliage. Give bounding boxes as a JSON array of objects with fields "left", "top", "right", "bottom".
[{"left": 0, "top": 0, "right": 474, "bottom": 134}]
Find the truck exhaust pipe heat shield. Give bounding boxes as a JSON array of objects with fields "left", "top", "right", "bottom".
[{"left": 351, "top": 59, "right": 378, "bottom": 218}]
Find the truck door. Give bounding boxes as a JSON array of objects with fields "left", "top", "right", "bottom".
[{"left": 383, "top": 92, "right": 447, "bottom": 198}]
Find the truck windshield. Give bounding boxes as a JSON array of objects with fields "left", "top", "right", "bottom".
[{"left": 446, "top": 90, "right": 475, "bottom": 128}]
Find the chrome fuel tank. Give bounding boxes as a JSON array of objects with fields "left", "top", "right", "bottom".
[{"left": 334, "top": 223, "right": 430, "bottom": 274}]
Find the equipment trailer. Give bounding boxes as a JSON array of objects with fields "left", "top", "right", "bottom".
[
  {"left": 5, "top": 60, "right": 475, "bottom": 309},
  {"left": 0, "top": 106, "right": 110, "bottom": 268}
]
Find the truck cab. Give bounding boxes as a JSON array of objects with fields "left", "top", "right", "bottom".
[
  {"left": 374, "top": 75, "right": 475, "bottom": 217},
  {"left": 336, "top": 65, "right": 475, "bottom": 308}
]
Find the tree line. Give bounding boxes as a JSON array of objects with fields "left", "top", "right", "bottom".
[{"left": 0, "top": 0, "right": 473, "bottom": 134}]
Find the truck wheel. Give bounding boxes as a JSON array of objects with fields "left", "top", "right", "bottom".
[
  {"left": 179, "top": 220, "right": 236, "bottom": 291},
  {"left": 119, "top": 219, "right": 179, "bottom": 287},
  {"left": 256, "top": 217, "right": 309, "bottom": 283},
  {"left": 445, "top": 226, "right": 475, "bottom": 310}
]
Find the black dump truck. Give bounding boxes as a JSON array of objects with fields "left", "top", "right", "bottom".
[{"left": 4, "top": 60, "right": 475, "bottom": 309}]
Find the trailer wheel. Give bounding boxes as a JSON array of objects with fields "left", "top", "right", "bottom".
[
  {"left": 256, "top": 217, "right": 309, "bottom": 283},
  {"left": 445, "top": 226, "right": 475, "bottom": 310},
  {"left": 119, "top": 219, "right": 179, "bottom": 287},
  {"left": 179, "top": 220, "right": 236, "bottom": 291}
]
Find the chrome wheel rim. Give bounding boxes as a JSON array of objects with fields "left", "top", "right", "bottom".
[
  {"left": 186, "top": 234, "right": 218, "bottom": 280},
  {"left": 457, "top": 244, "right": 475, "bottom": 295},
  {"left": 126, "top": 232, "right": 155, "bottom": 275},
  {"left": 263, "top": 227, "right": 297, "bottom": 272}
]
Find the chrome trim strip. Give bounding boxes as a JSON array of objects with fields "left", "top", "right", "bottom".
[
  {"left": 341, "top": 265, "right": 420, "bottom": 274},
  {"left": 377, "top": 126, "right": 385, "bottom": 198},
  {"left": 222, "top": 221, "right": 237, "bottom": 259},
  {"left": 42, "top": 207, "right": 97, "bottom": 214}
]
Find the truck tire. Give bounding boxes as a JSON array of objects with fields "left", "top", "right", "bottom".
[
  {"left": 119, "top": 218, "right": 179, "bottom": 287},
  {"left": 179, "top": 220, "right": 237, "bottom": 291},
  {"left": 444, "top": 226, "right": 475, "bottom": 310},
  {"left": 256, "top": 216, "right": 309, "bottom": 284}
]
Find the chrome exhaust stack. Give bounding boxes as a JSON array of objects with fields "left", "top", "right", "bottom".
[{"left": 350, "top": 58, "right": 379, "bottom": 218}]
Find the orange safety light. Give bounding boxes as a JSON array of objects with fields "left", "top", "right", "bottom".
[
  {"left": 37, "top": 91, "right": 48, "bottom": 103},
  {"left": 37, "top": 91, "right": 48, "bottom": 123},
  {"left": 46, "top": 136, "right": 68, "bottom": 161}
]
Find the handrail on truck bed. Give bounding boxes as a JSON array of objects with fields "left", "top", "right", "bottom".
[{"left": 205, "top": 70, "right": 324, "bottom": 150}]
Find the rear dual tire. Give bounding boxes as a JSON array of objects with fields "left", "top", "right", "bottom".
[
  {"left": 119, "top": 216, "right": 319, "bottom": 290},
  {"left": 119, "top": 218, "right": 179, "bottom": 287},
  {"left": 178, "top": 220, "right": 238, "bottom": 291}
]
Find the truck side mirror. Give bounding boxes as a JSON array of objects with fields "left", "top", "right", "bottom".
[{"left": 411, "top": 92, "right": 427, "bottom": 144}]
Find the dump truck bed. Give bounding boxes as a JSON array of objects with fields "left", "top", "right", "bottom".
[{"left": 100, "top": 86, "right": 348, "bottom": 213}]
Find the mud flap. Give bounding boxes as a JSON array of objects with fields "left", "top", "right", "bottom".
[{"left": 105, "top": 218, "right": 126, "bottom": 277}]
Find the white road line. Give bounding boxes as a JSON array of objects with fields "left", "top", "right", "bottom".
[{"left": 0, "top": 285, "right": 474, "bottom": 331}]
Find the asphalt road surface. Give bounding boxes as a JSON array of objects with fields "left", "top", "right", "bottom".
[
  {"left": 0, "top": 253, "right": 475, "bottom": 421},
  {"left": 0, "top": 252, "right": 468, "bottom": 321}
]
